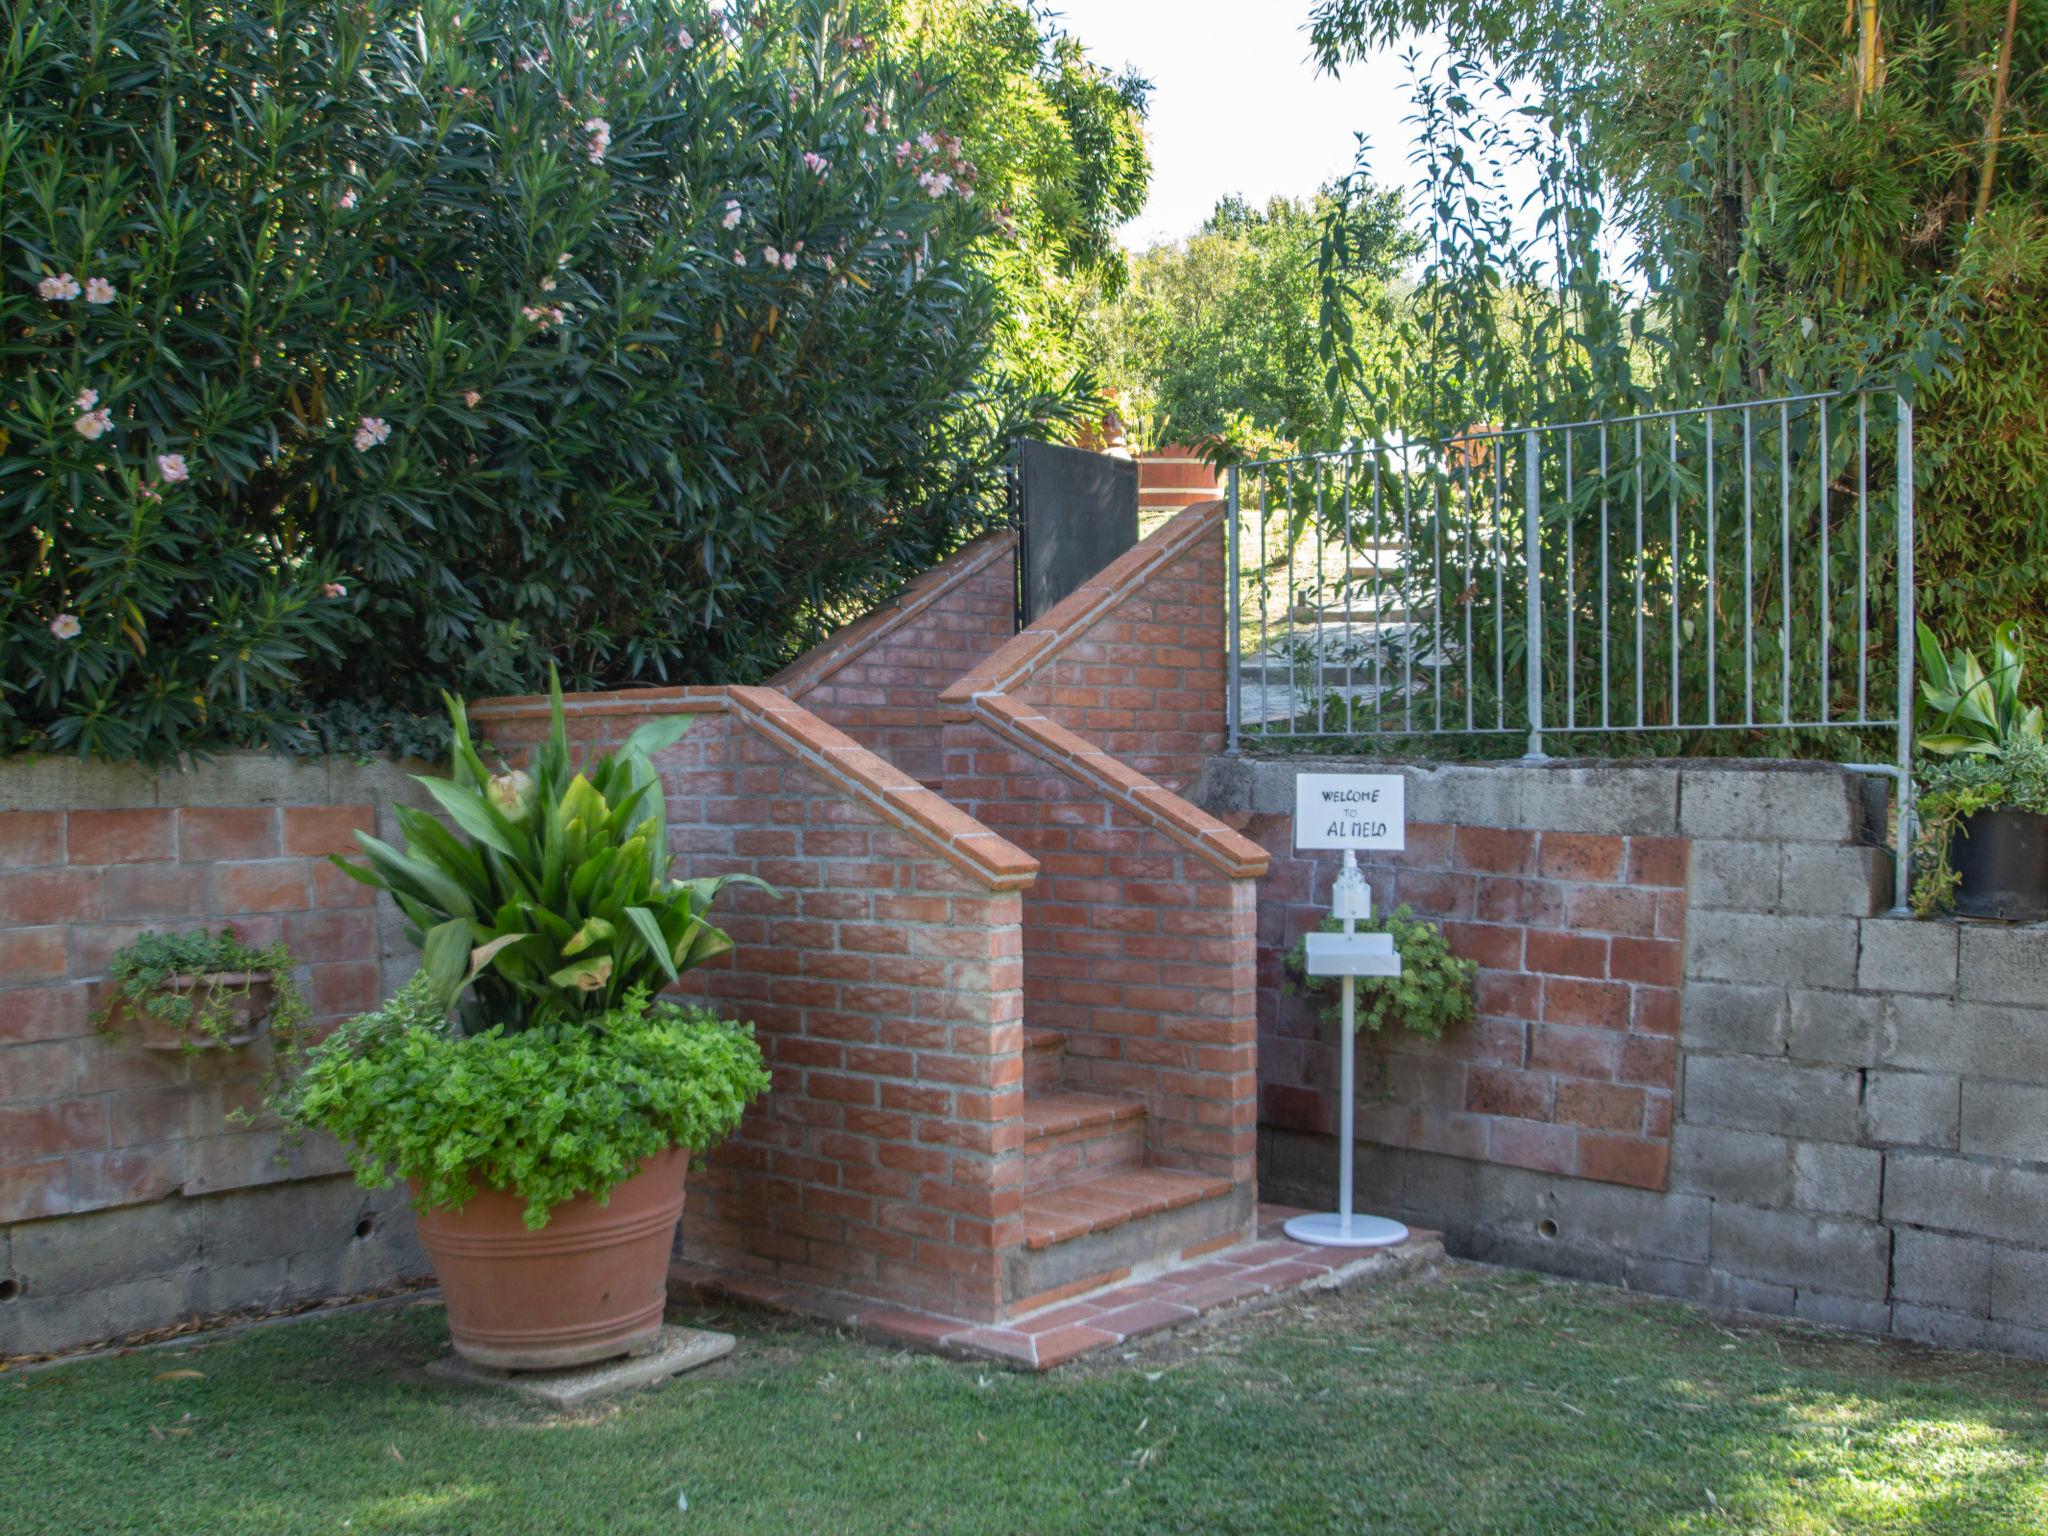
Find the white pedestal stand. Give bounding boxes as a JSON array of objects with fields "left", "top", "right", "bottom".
[{"left": 1283, "top": 849, "right": 1411, "bottom": 1250}]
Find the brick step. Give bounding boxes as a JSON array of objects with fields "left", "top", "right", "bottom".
[
  {"left": 1019, "top": 1091, "right": 1145, "bottom": 1190},
  {"left": 1018, "top": 1168, "right": 1232, "bottom": 1252},
  {"left": 1022, "top": 1027, "right": 1065, "bottom": 1095},
  {"left": 1006, "top": 1169, "right": 1251, "bottom": 1310}
]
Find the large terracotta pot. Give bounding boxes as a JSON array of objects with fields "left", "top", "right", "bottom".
[{"left": 412, "top": 1147, "right": 687, "bottom": 1370}]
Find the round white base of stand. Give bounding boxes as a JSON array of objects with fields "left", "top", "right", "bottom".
[{"left": 1282, "top": 1212, "right": 1410, "bottom": 1249}]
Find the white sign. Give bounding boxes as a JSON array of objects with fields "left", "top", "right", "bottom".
[{"left": 1293, "top": 773, "right": 1405, "bottom": 851}]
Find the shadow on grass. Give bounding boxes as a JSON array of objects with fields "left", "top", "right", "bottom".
[{"left": 3, "top": 1266, "right": 2043, "bottom": 1536}]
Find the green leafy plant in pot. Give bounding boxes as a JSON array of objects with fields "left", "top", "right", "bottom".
[
  {"left": 1912, "top": 621, "right": 2048, "bottom": 920},
  {"left": 272, "top": 672, "right": 771, "bottom": 1370},
  {"left": 100, "top": 928, "right": 307, "bottom": 1052}
]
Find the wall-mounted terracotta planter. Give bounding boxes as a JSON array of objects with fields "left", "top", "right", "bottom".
[
  {"left": 411, "top": 1147, "right": 688, "bottom": 1370},
  {"left": 130, "top": 971, "right": 277, "bottom": 1051}
]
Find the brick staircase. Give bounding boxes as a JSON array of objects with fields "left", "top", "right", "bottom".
[{"left": 1009, "top": 1027, "right": 1238, "bottom": 1305}]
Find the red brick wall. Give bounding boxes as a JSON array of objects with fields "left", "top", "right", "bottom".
[
  {"left": 1252, "top": 819, "right": 1688, "bottom": 1191},
  {"left": 943, "top": 718, "right": 1259, "bottom": 1187},
  {"left": 944, "top": 502, "right": 1228, "bottom": 796},
  {"left": 776, "top": 531, "right": 1017, "bottom": 787},
  {"left": 0, "top": 791, "right": 390, "bottom": 1228},
  {"left": 471, "top": 689, "right": 1035, "bottom": 1322}
]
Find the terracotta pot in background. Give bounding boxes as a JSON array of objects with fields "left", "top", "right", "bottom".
[
  {"left": 412, "top": 1147, "right": 688, "bottom": 1370},
  {"left": 131, "top": 971, "right": 275, "bottom": 1051}
]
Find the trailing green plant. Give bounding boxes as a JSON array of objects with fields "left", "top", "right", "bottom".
[
  {"left": 271, "top": 972, "right": 768, "bottom": 1227},
  {"left": 334, "top": 669, "right": 767, "bottom": 1030},
  {"left": 97, "top": 927, "right": 308, "bottom": 1049},
  {"left": 1281, "top": 904, "right": 1476, "bottom": 1040},
  {"left": 3, "top": 0, "right": 1081, "bottom": 764}
]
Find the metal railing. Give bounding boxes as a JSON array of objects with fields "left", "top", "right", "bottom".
[{"left": 1225, "top": 390, "right": 1915, "bottom": 907}]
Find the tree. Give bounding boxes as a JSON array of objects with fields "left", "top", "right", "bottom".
[
  {"left": 1308, "top": 0, "right": 2048, "bottom": 643},
  {"left": 874, "top": 0, "right": 1152, "bottom": 398},
  {"left": 1085, "top": 191, "right": 1410, "bottom": 454}
]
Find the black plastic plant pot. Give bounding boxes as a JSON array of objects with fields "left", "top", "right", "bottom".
[{"left": 1950, "top": 809, "right": 2048, "bottom": 922}]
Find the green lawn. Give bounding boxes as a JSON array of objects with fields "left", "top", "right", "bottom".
[{"left": 4, "top": 1265, "right": 2044, "bottom": 1536}]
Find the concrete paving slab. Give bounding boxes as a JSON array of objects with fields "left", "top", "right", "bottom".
[{"left": 425, "top": 1325, "right": 734, "bottom": 1406}]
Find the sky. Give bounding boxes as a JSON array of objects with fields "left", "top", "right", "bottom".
[{"left": 1045, "top": 0, "right": 1430, "bottom": 251}]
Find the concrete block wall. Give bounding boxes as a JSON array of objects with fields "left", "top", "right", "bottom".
[
  {"left": 0, "top": 755, "right": 435, "bottom": 1357},
  {"left": 469, "top": 686, "right": 1039, "bottom": 1323},
  {"left": 1205, "top": 756, "right": 2048, "bottom": 1359}
]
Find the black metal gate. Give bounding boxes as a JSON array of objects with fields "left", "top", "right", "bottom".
[{"left": 1012, "top": 439, "right": 1138, "bottom": 627}]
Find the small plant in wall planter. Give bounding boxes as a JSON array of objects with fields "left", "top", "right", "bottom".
[
  {"left": 1283, "top": 904, "right": 1476, "bottom": 1042},
  {"left": 101, "top": 928, "right": 309, "bottom": 1052},
  {"left": 1912, "top": 620, "right": 2048, "bottom": 920}
]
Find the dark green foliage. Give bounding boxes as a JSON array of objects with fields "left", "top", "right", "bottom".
[
  {"left": 1282, "top": 904, "right": 1475, "bottom": 1039},
  {"left": 97, "top": 927, "right": 309, "bottom": 1048},
  {"left": 273, "top": 973, "right": 769, "bottom": 1227},
  {"left": 2, "top": 0, "right": 1066, "bottom": 763}
]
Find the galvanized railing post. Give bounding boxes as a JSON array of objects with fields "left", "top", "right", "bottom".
[
  {"left": 1226, "top": 464, "right": 1242, "bottom": 755},
  {"left": 1522, "top": 429, "right": 1546, "bottom": 760},
  {"left": 1892, "top": 397, "right": 1915, "bottom": 914}
]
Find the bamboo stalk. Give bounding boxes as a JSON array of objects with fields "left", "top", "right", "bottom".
[{"left": 1974, "top": 0, "right": 2023, "bottom": 220}]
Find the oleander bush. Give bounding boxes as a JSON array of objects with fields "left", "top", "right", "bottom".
[{"left": 2, "top": 0, "right": 1059, "bottom": 762}]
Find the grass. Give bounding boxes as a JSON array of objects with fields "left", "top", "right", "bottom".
[{"left": 4, "top": 1264, "right": 2045, "bottom": 1535}]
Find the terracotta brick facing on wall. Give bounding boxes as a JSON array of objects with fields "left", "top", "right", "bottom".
[
  {"left": 1250, "top": 819, "right": 1688, "bottom": 1192},
  {"left": 468, "top": 686, "right": 1038, "bottom": 1322},
  {"left": 0, "top": 772, "right": 418, "bottom": 1230},
  {"left": 775, "top": 530, "right": 1018, "bottom": 787},
  {"left": 940, "top": 500, "right": 1229, "bottom": 795},
  {"left": 0, "top": 757, "right": 437, "bottom": 1357}
]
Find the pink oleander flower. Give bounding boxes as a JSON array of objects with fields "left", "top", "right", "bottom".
[
  {"left": 73, "top": 407, "right": 113, "bottom": 440},
  {"left": 781, "top": 249, "right": 797, "bottom": 271},
  {"left": 557, "top": 251, "right": 572, "bottom": 267},
  {"left": 919, "top": 170, "right": 954, "bottom": 197},
  {"left": 722, "top": 201, "right": 743, "bottom": 229},
  {"left": 322, "top": 582, "right": 347, "bottom": 599},
  {"left": 583, "top": 117, "right": 611, "bottom": 164},
  {"left": 337, "top": 189, "right": 358, "bottom": 210},
  {"left": 676, "top": 25, "right": 694, "bottom": 47},
  {"left": 763, "top": 246, "right": 780, "bottom": 267},
  {"left": 540, "top": 275, "right": 557, "bottom": 292},
  {"left": 155, "top": 453, "right": 189, "bottom": 482},
  {"left": 803, "top": 151, "right": 829, "bottom": 175},
  {"left": 49, "top": 614, "right": 82, "bottom": 640},
  {"left": 520, "top": 303, "right": 567, "bottom": 329},
  {"left": 74, "top": 388, "right": 99, "bottom": 412},
  {"left": 353, "top": 415, "right": 390, "bottom": 452},
  {"left": 39, "top": 273, "right": 81, "bottom": 302},
  {"left": 462, "top": 389, "right": 481, "bottom": 407},
  {"left": 732, "top": 250, "right": 745, "bottom": 265},
  {"left": 84, "top": 277, "right": 116, "bottom": 304}
]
